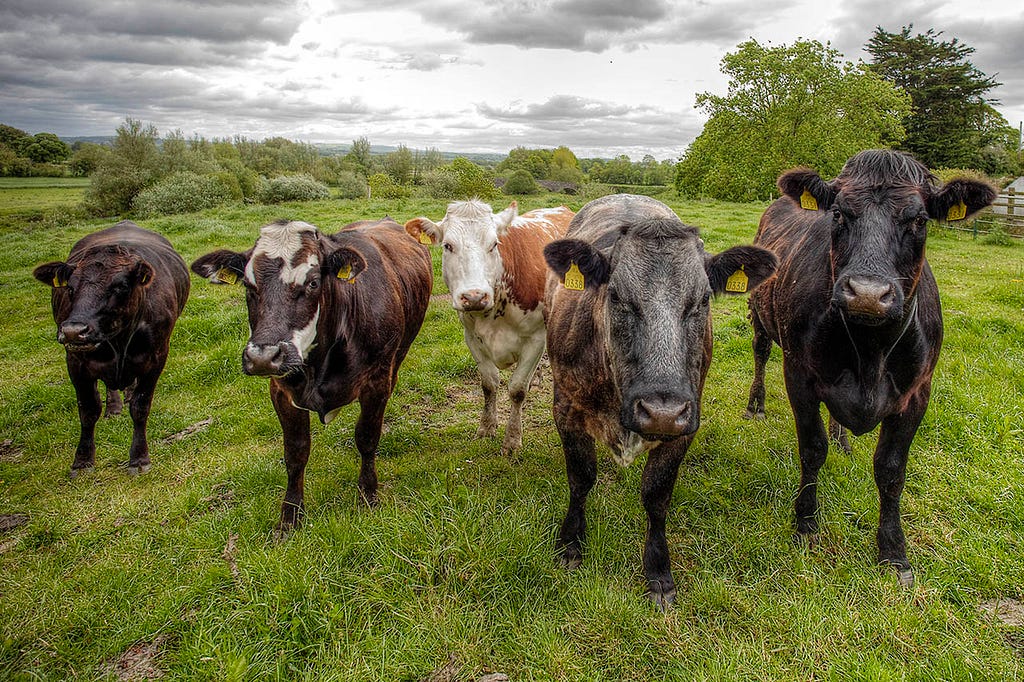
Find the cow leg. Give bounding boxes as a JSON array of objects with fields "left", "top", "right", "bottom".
[
  {"left": 501, "top": 334, "right": 545, "bottom": 455},
  {"left": 784, "top": 367, "right": 828, "bottom": 545},
  {"left": 270, "top": 380, "right": 310, "bottom": 536},
  {"left": 69, "top": 373, "right": 101, "bottom": 477},
  {"left": 828, "top": 414, "right": 851, "bottom": 454},
  {"left": 104, "top": 384, "right": 123, "bottom": 418},
  {"left": 874, "top": 389, "right": 928, "bottom": 587},
  {"left": 354, "top": 393, "right": 388, "bottom": 507},
  {"left": 744, "top": 306, "right": 772, "bottom": 420},
  {"left": 465, "top": 328, "right": 500, "bottom": 439},
  {"left": 641, "top": 440, "right": 688, "bottom": 610},
  {"left": 126, "top": 370, "right": 161, "bottom": 475},
  {"left": 555, "top": 421, "right": 597, "bottom": 570}
]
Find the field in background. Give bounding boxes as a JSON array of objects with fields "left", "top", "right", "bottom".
[{"left": 0, "top": 192, "right": 1022, "bottom": 680}]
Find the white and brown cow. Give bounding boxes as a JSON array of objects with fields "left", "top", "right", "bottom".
[
  {"left": 405, "top": 200, "right": 573, "bottom": 454},
  {"left": 191, "top": 218, "right": 432, "bottom": 534}
]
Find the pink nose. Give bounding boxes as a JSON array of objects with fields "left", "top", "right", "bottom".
[{"left": 459, "top": 289, "right": 491, "bottom": 311}]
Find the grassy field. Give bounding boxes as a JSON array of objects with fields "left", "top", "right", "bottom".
[
  {"left": 1, "top": 190, "right": 1022, "bottom": 680},
  {"left": 0, "top": 177, "right": 90, "bottom": 222}
]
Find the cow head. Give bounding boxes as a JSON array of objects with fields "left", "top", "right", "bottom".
[
  {"left": 191, "top": 220, "right": 363, "bottom": 377},
  {"left": 405, "top": 199, "right": 518, "bottom": 312},
  {"left": 779, "top": 149, "right": 996, "bottom": 325},
  {"left": 34, "top": 246, "right": 155, "bottom": 352},
  {"left": 546, "top": 220, "right": 777, "bottom": 440}
]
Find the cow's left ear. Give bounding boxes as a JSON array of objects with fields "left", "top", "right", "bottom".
[
  {"left": 778, "top": 168, "right": 837, "bottom": 211},
  {"left": 493, "top": 201, "right": 518, "bottom": 236},
  {"left": 132, "top": 260, "right": 155, "bottom": 288},
  {"left": 33, "top": 261, "right": 74, "bottom": 288},
  {"left": 927, "top": 177, "right": 998, "bottom": 222},
  {"left": 544, "top": 239, "right": 610, "bottom": 289},
  {"left": 705, "top": 245, "right": 778, "bottom": 295},
  {"left": 323, "top": 247, "right": 367, "bottom": 283},
  {"left": 191, "top": 249, "right": 249, "bottom": 285},
  {"left": 405, "top": 217, "right": 441, "bottom": 246}
]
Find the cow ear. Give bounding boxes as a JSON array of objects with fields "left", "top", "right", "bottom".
[
  {"left": 778, "top": 168, "right": 836, "bottom": 211},
  {"left": 324, "top": 247, "right": 367, "bottom": 283},
  {"left": 191, "top": 249, "right": 248, "bottom": 285},
  {"left": 133, "top": 260, "right": 155, "bottom": 288},
  {"left": 927, "top": 177, "right": 998, "bottom": 222},
  {"left": 705, "top": 245, "right": 778, "bottom": 295},
  {"left": 33, "top": 261, "right": 74, "bottom": 288},
  {"left": 494, "top": 201, "right": 518, "bottom": 236},
  {"left": 544, "top": 239, "right": 610, "bottom": 289},
  {"left": 405, "top": 217, "right": 441, "bottom": 246}
]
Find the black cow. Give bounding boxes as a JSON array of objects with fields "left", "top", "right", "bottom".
[
  {"left": 191, "top": 218, "right": 432, "bottom": 534},
  {"left": 32, "top": 221, "right": 190, "bottom": 476},
  {"left": 745, "top": 149, "right": 996, "bottom": 584},
  {"left": 543, "top": 194, "right": 778, "bottom": 608}
]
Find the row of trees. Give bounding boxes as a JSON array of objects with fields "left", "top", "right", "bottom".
[
  {"left": 0, "top": 124, "right": 73, "bottom": 176},
  {"left": 676, "top": 27, "right": 1023, "bottom": 201}
]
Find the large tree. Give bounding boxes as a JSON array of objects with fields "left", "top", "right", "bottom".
[
  {"left": 676, "top": 39, "right": 911, "bottom": 201},
  {"left": 866, "top": 26, "right": 1013, "bottom": 171}
]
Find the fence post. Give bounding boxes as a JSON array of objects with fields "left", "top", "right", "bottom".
[{"left": 1009, "top": 187, "right": 1016, "bottom": 217}]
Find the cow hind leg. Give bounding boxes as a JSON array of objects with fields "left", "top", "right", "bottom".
[
  {"left": 70, "top": 374, "right": 102, "bottom": 477},
  {"left": 828, "top": 414, "right": 851, "bottom": 454},
  {"left": 104, "top": 384, "right": 123, "bottom": 418},
  {"left": 354, "top": 394, "right": 388, "bottom": 507},
  {"left": 555, "top": 426, "right": 597, "bottom": 570},
  {"left": 744, "top": 307, "right": 772, "bottom": 420},
  {"left": 641, "top": 441, "right": 688, "bottom": 611},
  {"left": 270, "top": 381, "right": 311, "bottom": 537},
  {"left": 501, "top": 336, "right": 545, "bottom": 456}
]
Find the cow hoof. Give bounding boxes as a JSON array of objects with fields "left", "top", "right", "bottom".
[
  {"left": 742, "top": 410, "right": 765, "bottom": 421},
  {"left": 557, "top": 546, "right": 582, "bottom": 570},
  {"left": 897, "top": 568, "right": 915, "bottom": 588},
  {"left": 69, "top": 465, "right": 95, "bottom": 479},
  {"left": 126, "top": 463, "right": 152, "bottom": 476},
  {"left": 499, "top": 441, "right": 521, "bottom": 458},
  {"left": 647, "top": 580, "right": 676, "bottom": 611},
  {"left": 476, "top": 425, "right": 498, "bottom": 438},
  {"left": 793, "top": 531, "right": 820, "bottom": 549},
  {"left": 272, "top": 526, "right": 294, "bottom": 543},
  {"left": 104, "top": 409, "right": 121, "bottom": 419}
]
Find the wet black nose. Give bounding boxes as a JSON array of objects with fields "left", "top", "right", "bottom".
[
  {"left": 633, "top": 397, "right": 695, "bottom": 438},
  {"left": 243, "top": 343, "right": 286, "bottom": 376},
  {"left": 458, "top": 289, "right": 491, "bottom": 311},
  {"left": 58, "top": 321, "right": 93, "bottom": 345},
  {"left": 840, "top": 277, "right": 897, "bottom": 318}
]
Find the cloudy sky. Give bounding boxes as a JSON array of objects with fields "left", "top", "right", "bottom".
[{"left": 2, "top": 0, "right": 1022, "bottom": 160}]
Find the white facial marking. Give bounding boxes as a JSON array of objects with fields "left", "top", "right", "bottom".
[
  {"left": 290, "top": 306, "right": 320, "bottom": 359},
  {"left": 439, "top": 200, "right": 503, "bottom": 309},
  {"left": 249, "top": 221, "right": 319, "bottom": 285}
]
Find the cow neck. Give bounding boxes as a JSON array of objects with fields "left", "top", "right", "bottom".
[
  {"left": 106, "top": 289, "right": 147, "bottom": 388},
  {"left": 836, "top": 293, "right": 919, "bottom": 379}
]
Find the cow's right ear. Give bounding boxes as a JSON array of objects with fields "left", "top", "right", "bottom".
[
  {"left": 778, "top": 168, "right": 837, "bottom": 211},
  {"left": 405, "top": 217, "right": 442, "bottom": 246},
  {"left": 33, "top": 261, "right": 74, "bottom": 288},
  {"left": 544, "top": 239, "right": 610, "bottom": 289},
  {"left": 323, "top": 247, "right": 367, "bottom": 283},
  {"left": 191, "top": 250, "right": 248, "bottom": 285}
]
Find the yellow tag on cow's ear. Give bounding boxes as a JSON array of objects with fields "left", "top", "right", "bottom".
[
  {"left": 800, "top": 189, "right": 818, "bottom": 211},
  {"left": 418, "top": 232, "right": 433, "bottom": 245},
  {"left": 336, "top": 263, "right": 354, "bottom": 282},
  {"left": 725, "top": 266, "right": 748, "bottom": 293},
  {"left": 53, "top": 275, "right": 67, "bottom": 288},
  {"left": 564, "top": 263, "right": 585, "bottom": 291},
  {"left": 947, "top": 200, "right": 967, "bottom": 221},
  {"left": 215, "top": 268, "right": 238, "bottom": 285}
]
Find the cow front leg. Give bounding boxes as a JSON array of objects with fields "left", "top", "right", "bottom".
[
  {"left": 744, "top": 305, "right": 772, "bottom": 419},
  {"left": 465, "top": 327, "right": 500, "bottom": 439},
  {"left": 874, "top": 389, "right": 928, "bottom": 587},
  {"left": 784, "top": 367, "right": 828, "bottom": 545},
  {"left": 501, "top": 335, "right": 545, "bottom": 455},
  {"left": 69, "top": 372, "right": 101, "bottom": 477},
  {"left": 270, "top": 380, "right": 310, "bottom": 536},
  {"left": 126, "top": 371, "right": 160, "bottom": 475},
  {"left": 354, "top": 393, "right": 388, "bottom": 507},
  {"left": 641, "top": 440, "right": 688, "bottom": 610},
  {"left": 555, "top": 419, "right": 596, "bottom": 570}
]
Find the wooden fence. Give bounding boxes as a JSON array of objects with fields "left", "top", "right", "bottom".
[{"left": 951, "top": 187, "right": 1024, "bottom": 239}]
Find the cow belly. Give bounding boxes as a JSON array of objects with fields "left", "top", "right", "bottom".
[{"left": 464, "top": 309, "right": 543, "bottom": 369}]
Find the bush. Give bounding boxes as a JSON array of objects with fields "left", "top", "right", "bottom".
[
  {"left": 335, "top": 170, "right": 368, "bottom": 199},
  {"left": 132, "top": 171, "right": 233, "bottom": 217},
  {"left": 422, "top": 168, "right": 461, "bottom": 200},
  {"left": 423, "top": 157, "right": 498, "bottom": 200},
  {"left": 503, "top": 169, "right": 540, "bottom": 195},
  {"left": 367, "top": 173, "right": 411, "bottom": 199},
  {"left": 982, "top": 224, "right": 1014, "bottom": 247},
  {"left": 257, "top": 174, "right": 331, "bottom": 203}
]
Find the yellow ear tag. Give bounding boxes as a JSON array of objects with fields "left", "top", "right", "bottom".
[
  {"left": 947, "top": 201, "right": 967, "bottom": 221},
  {"left": 336, "top": 263, "right": 354, "bottom": 282},
  {"left": 725, "top": 266, "right": 748, "bottom": 293},
  {"left": 215, "top": 268, "right": 238, "bottom": 285},
  {"left": 53, "top": 275, "right": 67, "bottom": 287},
  {"left": 418, "top": 232, "right": 433, "bottom": 245},
  {"left": 800, "top": 189, "right": 818, "bottom": 211},
  {"left": 564, "top": 263, "right": 585, "bottom": 291}
]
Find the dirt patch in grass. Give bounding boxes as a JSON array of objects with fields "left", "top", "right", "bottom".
[
  {"left": 99, "top": 635, "right": 169, "bottom": 681},
  {"left": 979, "top": 598, "right": 1024, "bottom": 656},
  {"left": 160, "top": 418, "right": 213, "bottom": 444},
  {"left": 0, "top": 513, "right": 29, "bottom": 534},
  {"left": 0, "top": 439, "right": 23, "bottom": 462}
]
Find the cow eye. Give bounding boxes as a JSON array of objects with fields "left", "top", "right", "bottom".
[
  {"left": 488, "top": 242, "right": 498, "bottom": 253},
  {"left": 443, "top": 242, "right": 454, "bottom": 253},
  {"left": 307, "top": 277, "right": 320, "bottom": 291}
]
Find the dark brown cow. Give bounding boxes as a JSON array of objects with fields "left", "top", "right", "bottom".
[
  {"left": 32, "top": 220, "right": 190, "bottom": 476},
  {"left": 745, "top": 149, "right": 996, "bottom": 584},
  {"left": 543, "top": 194, "right": 777, "bottom": 608},
  {"left": 191, "top": 218, "right": 431, "bottom": 534}
]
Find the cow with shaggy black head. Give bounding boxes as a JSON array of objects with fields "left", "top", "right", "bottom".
[
  {"left": 745, "top": 149, "right": 996, "bottom": 584},
  {"left": 32, "top": 221, "right": 190, "bottom": 476},
  {"left": 191, "top": 218, "right": 431, "bottom": 534},
  {"left": 543, "top": 194, "right": 778, "bottom": 608}
]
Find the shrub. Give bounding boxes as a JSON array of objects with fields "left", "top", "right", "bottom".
[
  {"left": 335, "top": 170, "right": 368, "bottom": 199},
  {"left": 367, "top": 173, "right": 411, "bottom": 199},
  {"left": 503, "top": 169, "right": 540, "bottom": 195},
  {"left": 982, "top": 224, "right": 1014, "bottom": 247},
  {"left": 423, "top": 157, "right": 498, "bottom": 200},
  {"left": 257, "top": 174, "right": 330, "bottom": 204},
  {"left": 132, "top": 171, "right": 232, "bottom": 217},
  {"left": 422, "top": 167, "right": 461, "bottom": 200}
]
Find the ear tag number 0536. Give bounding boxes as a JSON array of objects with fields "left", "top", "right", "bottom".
[
  {"left": 725, "top": 266, "right": 748, "bottom": 293},
  {"left": 564, "top": 263, "right": 585, "bottom": 291}
]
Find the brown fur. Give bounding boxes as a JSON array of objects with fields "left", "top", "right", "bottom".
[{"left": 498, "top": 207, "right": 573, "bottom": 312}]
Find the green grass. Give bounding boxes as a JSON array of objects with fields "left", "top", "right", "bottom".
[
  {"left": 0, "top": 177, "right": 90, "bottom": 222},
  {"left": 1, "top": 192, "right": 1022, "bottom": 680}
]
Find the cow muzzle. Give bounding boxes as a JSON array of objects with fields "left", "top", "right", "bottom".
[
  {"left": 835, "top": 276, "right": 901, "bottom": 323},
  {"left": 456, "top": 289, "right": 492, "bottom": 312},
  {"left": 628, "top": 396, "right": 698, "bottom": 440},
  {"left": 58, "top": 320, "right": 100, "bottom": 352},
  {"left": 242, "top": 342, "right": 300, "bottom": 377}
]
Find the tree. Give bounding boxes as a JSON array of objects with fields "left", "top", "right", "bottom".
[
  {"left": 549, "top": 146, "right": 583, "bottom": 184},
  {"left": 676, "top": 39, "right": 911, "bottom": 201},
  {"left": 68, "top": 142, "right": 110, "bottom": 177},
  {"left": 503, "top": 169, "right": 540, "bottom": 195},
  {"left": 867, "top": 26, "right": 1010, "bottom": 170},
  {"left": 23, "top": 133, "right": 70, "bottom": 164},
  {"left": 497, "top": 147, "right": 550, "bottom": 179},
  {"left": 345, "top": 136, "right": 373, "bottom": 176},
  {"left": 86, "top": 118, "right": 162, "bottom": 214},
  {"left": 382, "top": 144, "right": 414, "bottom": 185}
]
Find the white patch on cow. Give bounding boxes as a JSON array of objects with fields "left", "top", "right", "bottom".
[
  {"left": 323, "top": 406, "right": 343, "bottom": 425},
  {"left": 247, "top": 221, "right": 319, "bottom": 285},
  {"left": 612, "top": 431, "right": 659, "bottom": 468},
  {"left": 290, "top": 306, "right": 320, "bottom": 359}
]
